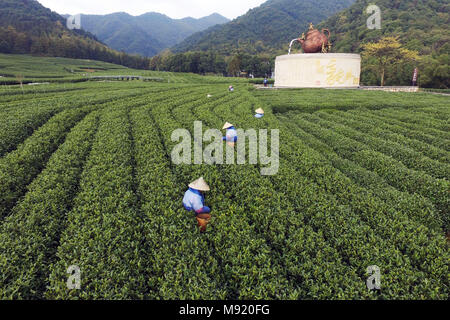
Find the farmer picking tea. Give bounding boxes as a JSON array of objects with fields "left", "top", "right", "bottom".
[
  {"left": 183, "top": 177, "right": 211, "bottom": 233},
  {"left": 222, "top": 122, "right": 238, "bottom": 147},
  {"left": 254, "top": 108, "right": 264, "bottom": 118}
]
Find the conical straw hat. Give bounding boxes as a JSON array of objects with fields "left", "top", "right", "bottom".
[
  {"left": 255, "top": 108, "right": 265, "bottom": 114},
  {"left": 222, "top": 122, "right": 234, "bottom": 130},
  {"left": 189, "top": 177, "right": 210, "bottom": 191}
]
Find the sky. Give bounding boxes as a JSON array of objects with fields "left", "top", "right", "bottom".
[{"left": 37, "top": 0, "right": 268, "bottom": 20}]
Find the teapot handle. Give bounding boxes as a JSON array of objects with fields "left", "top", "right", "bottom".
[{"left": 322, "top": 29, "right": 331, "bottom": 38}]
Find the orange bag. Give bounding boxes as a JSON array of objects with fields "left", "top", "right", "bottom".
[{"left": 196, "top": 214, "right": 211, "bottom": 233}]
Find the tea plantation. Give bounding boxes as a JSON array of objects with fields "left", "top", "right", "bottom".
[{"left": 0, "top": 56, "right": 448, "bottom": 300}]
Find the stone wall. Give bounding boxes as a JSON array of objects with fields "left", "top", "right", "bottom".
[{"left": 361, "top": 86, "right": 420, "bottom": 92}]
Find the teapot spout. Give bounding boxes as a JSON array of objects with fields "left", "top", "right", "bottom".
[{"left": 288, "top": 39, "right": 299, "bottom": 54}]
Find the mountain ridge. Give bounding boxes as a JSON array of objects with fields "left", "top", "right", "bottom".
[
  {"left": 174, "top": 0, "right": 356, "bottom": 55},
  {"left": 76, "top": 11, "right": 229, "bottom": 57}
]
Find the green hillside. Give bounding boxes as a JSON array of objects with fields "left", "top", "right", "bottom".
[
  {"left": 175, "top": 0, "right": 356, "bottom": 55},
  {"left": 0, "top": 0, "right": 149, "bottom": 69},
  {"left": 322, "top": 0, "right": 449, "bottom": 53},
  {"left": 0, "top": 54, "right": 128, "bottom": 84},
  {"left": 319, "top": 0, "right": 449, "bottom": 87},
  {"left": 0, "top": 54, "right": 249, "bottom": 85}
]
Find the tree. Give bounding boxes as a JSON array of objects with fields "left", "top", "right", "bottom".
[
  {"left": 227, "top": 55, "right": 241, "bottom": 77},
  {"left": 362, "top": 36, "right": 419, "bottom": 86},
  {"left": 214, "top": 55, "right": 227, "bottom": 75},
  {"left": 0, "top": 40, "right": 11, "bottom": 53}
]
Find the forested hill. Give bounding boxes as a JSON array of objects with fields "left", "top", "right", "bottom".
[
  {"left": 0, "top": 0, "right": 149, "bottom": 69},
  {"left": 318, "top": 0, "right": 449, "bottom": 87},
  {"left": 174, "top": 0, "right": 356, "bottom": 55},
  {"left": 321, "top": 0, "right": 449, "bottom": 54},
  {"left": 78, "top": 12, "right": 229, "bottom": 57}
]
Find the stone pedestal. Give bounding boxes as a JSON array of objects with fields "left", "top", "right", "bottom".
[{"left": 274, "top": 53, "right": 361, "bottom": 88}]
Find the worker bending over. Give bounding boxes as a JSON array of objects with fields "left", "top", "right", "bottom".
[
  {"left": 183, "top": 177, "right": 211, "bottom": 233},
  {"left": 222, "top": 122, "right": 238, "bottom": 147},
  {"left": 254, "top": 108, "right": 264, "bottom": 118}
]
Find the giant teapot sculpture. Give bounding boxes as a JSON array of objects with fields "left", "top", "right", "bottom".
[{"left": 289, "top": 23, "right": 332, "bottom": 54}]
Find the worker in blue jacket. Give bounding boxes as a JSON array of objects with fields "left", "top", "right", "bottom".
[
  {"left": 222, "top": 122, "right": 237, "bottom": 147},
  {"left": 183, "top": 177, "right": 211, "bottom": 232},
  {"left": 254, "top": 108, "right": 265, "bottom": 118}
]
